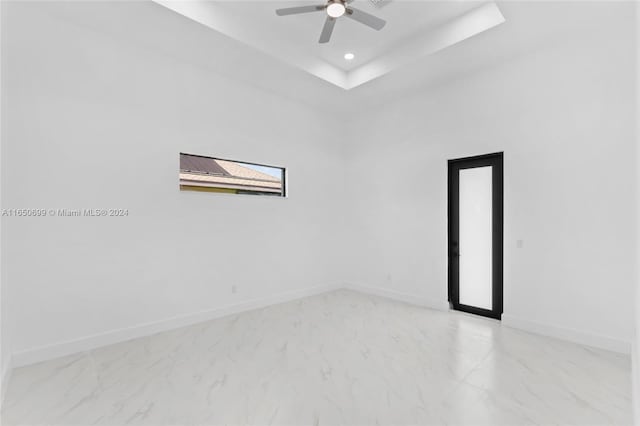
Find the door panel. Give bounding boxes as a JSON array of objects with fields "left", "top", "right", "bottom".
[{"left": 448, "top": 153, "right": 503, "bottom": 319}]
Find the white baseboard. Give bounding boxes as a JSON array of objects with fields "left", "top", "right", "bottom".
[
  {"left": 344, "top": 283, "right": 450, "bottom": 312},
  {"left": 633, "top": 337, "right": 640, "bottom": 425},
  {"left": 502, "top": 314, "right": 631, "bottom": 355},
  {"left": 11, "top": 284, "right": 342, "bottom": 369},
  {"left": 8, "top": 284, "right": 631, "bottom": 376},
  {"left": 1, "top": 355, "right": 12, "bottom": 409},
  {"left": 10, "top": 283, "right": 447, "bottom": 370}
]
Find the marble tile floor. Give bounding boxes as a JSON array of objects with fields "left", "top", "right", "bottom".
[{"left": 1, "top": 289, "right": 632, "bottom": 425}]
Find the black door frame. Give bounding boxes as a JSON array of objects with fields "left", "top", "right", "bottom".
[{"left": 448, "top": 152, "right": 503, "bottom": 320}]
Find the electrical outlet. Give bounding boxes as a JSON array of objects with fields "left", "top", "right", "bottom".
[{"left": 231, "top": 285, "right": 237, "bottom": 294}]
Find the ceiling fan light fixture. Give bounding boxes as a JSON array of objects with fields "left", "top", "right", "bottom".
[
  {"left": 326, "top": 1, "right": 346, "bottom": 18},
  {"left": 344, "top": 52, "right": 355, "bottom": 60},
  {"left": 275, "top": 0, "right": 386, "bottom": 44}
]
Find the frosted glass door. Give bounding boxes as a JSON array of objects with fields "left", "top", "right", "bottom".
[
  {"left": 448, "top": 152, "right": 502, "bottom": 320},
  {"left": 458, "top": 166, "right": 493, "bottom": 310}
]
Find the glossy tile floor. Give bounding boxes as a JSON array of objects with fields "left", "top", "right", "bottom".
[{"left": 1, "top": 290, "right": 632, "bottom": 425}]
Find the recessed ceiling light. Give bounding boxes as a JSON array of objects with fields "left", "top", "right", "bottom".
[
  {"left": 326, "top": 1, "right": 346, "bottom": 18},
  {"left": 344, "top": 52, "right": 355, "bottom": 61}
]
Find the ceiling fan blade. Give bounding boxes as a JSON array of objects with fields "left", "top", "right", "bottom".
[
  {"left": 319, "top": 16, "right": 336, "bottom": 43},
  {"left": 345, "top": 7, "right": 386, "bottom": 30},
  {"left": 276, "top": 5, "right": 324, "bottom": 16}
]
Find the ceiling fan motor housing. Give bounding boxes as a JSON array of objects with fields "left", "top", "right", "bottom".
[{"left": 326, "top": 0, "right": 347, "bottom": 18}]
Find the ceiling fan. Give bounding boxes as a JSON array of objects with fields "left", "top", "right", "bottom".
[{"left": 275, "top": 0, "right": 386, "bottom": 44}]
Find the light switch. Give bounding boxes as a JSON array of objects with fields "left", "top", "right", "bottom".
[{"left": 516, "top": 240, "right": 524, "bottom": 249}]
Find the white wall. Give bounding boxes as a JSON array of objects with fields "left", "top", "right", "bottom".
[
  {"left": 0, "top": 0, "right": 10, "bottom": 403},
  {"left": 344, "top": 1, "right": 636, "bottom": 353},
  {"left": 2, "top": 2, "right": 347, "bottom": 362}
]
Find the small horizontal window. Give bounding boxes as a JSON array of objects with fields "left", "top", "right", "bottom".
[{"left": 179, "top": 153, "right": 286, "bottom": 197}]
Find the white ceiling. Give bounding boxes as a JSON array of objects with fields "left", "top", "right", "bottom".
[
  {"left": 154, "top": 0, "right": 505, "bottom": 89},
  {"left": 218, "top": 1, "right": 482, "bottom": 70},
  {"left": 33, "top": 1, "right": 627, "bottom": 116}
]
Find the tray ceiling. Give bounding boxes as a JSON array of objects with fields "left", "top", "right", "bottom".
[{"left": 154, "top": 0, "right": 505, "bottom": 89}]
